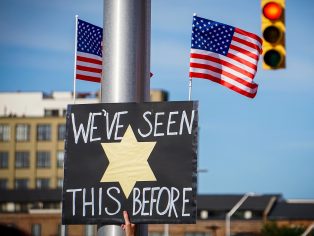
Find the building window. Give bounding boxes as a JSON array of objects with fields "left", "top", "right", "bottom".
[
  {"left": 2, "top": 203, "right": 15, "bottom": 212},
  {"left": 36, "top": 178, "right": 50, "bottom": 189},
  {"left": 16, "top": 124, "right": 30, "bottom": 141},
  {"left": 200, "top": 210, "right": 208, "bottom": 219},
  {"left": 57, "top": 151, "right": 64, "bottom": 168},
  {"left": 44, "top": 109, "right": 59, "bottom": 117},
  {"left": 58, "top": 124, "right": 66, "bottom": 140},
  {"left": 15, "top": 203, "right": 30, "bottom": 212},
  {"left": 37, "top": 124, "right": 51, "bottom": 141},
  {"left": 149, "top": 233, "right": 163, "bottom": 236},
  {"left": 185, "top": 233, "right": 208, "bottom": 236},
  {"left": 15, "top": 178, "right": 29, "bottom": 189},
  {"left": 0, "top": 179, "right": 8, "bottom": 189},
  {"left": 0, "top": 203, "right": 8, "bottom": 212},
  {"left": 57, "top": 178, "right": 63, "bottom": 188},
  {"left": 0, "top": 124, "right": 10, "bottom": 141},
  {"left": 0, "top": 152, "right": 9, "bottom": 168},
  {"left": 31, "top": 224, "right": 41, "bottom": 236},
  {"left": 37, "top": 151, "right": 50, "bottom": 168},
  {"left": 15, "top": 152, "right": 30, "bottom": 168}
]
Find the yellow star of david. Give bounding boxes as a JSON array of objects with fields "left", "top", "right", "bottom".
[{"left": 100, "top": 125, "right": 157, "bottom": 198}]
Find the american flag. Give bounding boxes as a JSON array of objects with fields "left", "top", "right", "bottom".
[
  {"left": 189, "top": 16, "right": 262, "bottom": 98},
  {"left": 76, "top": 19, "right": 103, "bottom": 83}
]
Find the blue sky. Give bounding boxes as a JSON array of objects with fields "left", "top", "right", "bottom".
[{"left": 1, "top": 0, "right": 314, "bottom": 199}]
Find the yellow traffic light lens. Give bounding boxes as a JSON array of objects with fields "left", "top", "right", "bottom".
[
  {"left": 263, "top": 26, "right": 281, "bottom": 43},
  {"left": 263, "top": 2, "right": 282, "bottom": 20},
  {"left": 264, "top": 49, "right": 282, "bottom": 67}
]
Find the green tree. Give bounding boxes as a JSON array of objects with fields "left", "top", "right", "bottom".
[{"left": 261, "top": 222, "right": 305, "bottom": 236}]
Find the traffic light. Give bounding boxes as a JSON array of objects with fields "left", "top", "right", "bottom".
[{"left": 261, "top": 0, "right": 286, "bottom": 69}]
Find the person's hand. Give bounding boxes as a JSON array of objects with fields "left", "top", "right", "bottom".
[{"left": 121, "top": 211, "right": 136, "bottom": 236}]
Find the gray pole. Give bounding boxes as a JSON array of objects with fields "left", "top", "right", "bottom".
[
  {"left": 225, "top": 192, "right": 255, "bottom": 236},
  {"left": 98, "top": 0, "right": 151, "bottom": 235},
  {"left": 101, "top": 0, "right": 151, "bottom": 103}
]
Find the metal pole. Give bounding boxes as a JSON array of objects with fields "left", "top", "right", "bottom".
[
  {"left": 101, "top": 0, "right": 151, "bottom": 103},
  {"left": 188, "top": 78, "right": 192, "bottom": 101},
  {"left": 164, "top": 224, "right": 169, "bottom": 236},
  {"left": 61, "top": 225, "right": 66, "bottom": 236},
  {"left": 72, "top": 15, "right": 79, "bottom": 104},
  {"left": 98, "top": 0, "right": 151, "bottom": 235},
  {"left": 301, "top": 222, "right": 314, "bottom": 236},
  {"left": 225, "top": 192, "right": 255, "bottom": 236}
]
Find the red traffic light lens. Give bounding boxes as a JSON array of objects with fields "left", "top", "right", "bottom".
[{"left": 263, "top": 2, "right": 282, "bottom": 20}]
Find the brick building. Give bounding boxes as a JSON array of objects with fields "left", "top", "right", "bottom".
[{"left": 0, "top": 191, "right": 314, "bottom": 236}]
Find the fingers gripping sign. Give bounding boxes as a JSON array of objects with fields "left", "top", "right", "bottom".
[{"left": 121, "top": 211, "right": 136, "bottom": 236}]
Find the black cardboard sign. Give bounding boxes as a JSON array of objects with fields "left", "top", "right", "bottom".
[{"left": 62, "top": 101, "right": 198, "bottom": 224}]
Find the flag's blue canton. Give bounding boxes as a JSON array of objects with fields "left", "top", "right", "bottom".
[
  {"left": 191, "top": 16, "right": 235, "bottom": 56},
  {"left": 77, "top": 19, "right": 103, "bottom": 56}
]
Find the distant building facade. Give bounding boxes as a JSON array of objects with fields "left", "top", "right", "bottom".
[
  {"left": 1, "top": 191, "right": 314, "bottom": 236},
  {"left": 0, "top": 91, "right": 98, "bottom": 117},
  {"left": 0, "top": 90, "right": 167, "bottom": 117}
]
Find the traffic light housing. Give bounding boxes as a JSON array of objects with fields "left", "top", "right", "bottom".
[{"left": 261, "top": 0, "right": 286, "bottom": 69}]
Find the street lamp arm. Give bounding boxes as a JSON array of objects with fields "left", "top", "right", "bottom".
[
  {"left": 301, "top": 222, "right": 314, "bottom": 236},
  {"left": 225, "top": 192, "right": 255, "bottom": 236},
  {"left": 227, "top": 192, "right": 254, "bottom": 217}
]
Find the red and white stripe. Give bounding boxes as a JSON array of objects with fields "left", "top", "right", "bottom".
[
  {"left": 189, "top": 28, "right": 262, "bottom": 98},
  {"left": 76, "top": 52, "right": 102, "bottom": 83}
]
